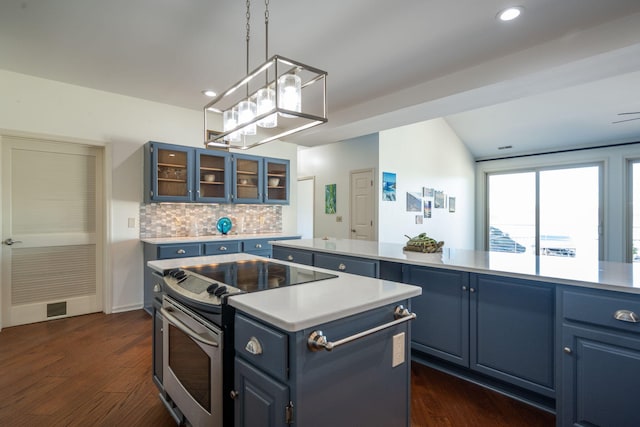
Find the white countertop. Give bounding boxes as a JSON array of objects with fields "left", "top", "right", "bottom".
[
  {"left": 272, "top": 238, "right": 640, "bottom": 295},
  {"left": 147, "top": 253, "right": 422, "bottom": 332},
  {"left": 141, "top": 233, "right": 300, "bottom": 245}
]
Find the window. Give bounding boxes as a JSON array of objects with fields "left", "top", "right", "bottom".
[{"left": 488, "top": 165, "right": 602, "bottom": 261}]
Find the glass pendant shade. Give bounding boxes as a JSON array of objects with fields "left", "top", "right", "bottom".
[
  {"left": 238, "top": 100, "right": 257, "bottom": 135},
  {"left": 278, "top": 73, "right": 302, "bottom": 117},
  {"left": 256, "top": 87, "right": 278, "bottom": 128},
  {"left": 223, "top": 108, "right": 241, "bottom": 142}
]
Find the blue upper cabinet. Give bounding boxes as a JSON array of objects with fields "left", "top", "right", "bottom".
[
  {"left": 145, "top": 141, "right": 195, "bottom": 203},
  {"left": 195, "top": 148, "right": 231, "bottom": 203},
  {"left": 145, "top": 142, "right": 290, "bottom": 204},
  {"left": 232, "top": 153, "right": 264, "bottom": 204},
  {"left": 264, "top": 157, "right": 290, "bottom": 204}
]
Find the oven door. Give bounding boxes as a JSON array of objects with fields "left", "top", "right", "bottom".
[{"left": 161, "top": 296, "right": 223, "bottom": 427}]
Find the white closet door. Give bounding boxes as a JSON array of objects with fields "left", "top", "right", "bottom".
[{"left": 1, "top": 137, "right": 103, "bottom": 327}]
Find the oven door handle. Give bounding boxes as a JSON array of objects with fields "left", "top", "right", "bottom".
[{"left": 160, "top": 307, "right": 220, "bottom": 348}]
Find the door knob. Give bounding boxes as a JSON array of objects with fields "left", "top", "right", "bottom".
[
  {"left": 351, "top": 229, "right": 356, "bottom": 233},
  {"left": 3, "top": 238, "right": 22, "bottom": 246}
]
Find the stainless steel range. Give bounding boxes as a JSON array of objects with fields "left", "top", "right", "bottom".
[{"left": 155, "top": 259, "right": 338, "bottom": 427}]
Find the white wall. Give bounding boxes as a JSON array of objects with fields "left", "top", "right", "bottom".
[
  {"left": 0, "top": 69, "right": 297, "bottom": 313},
  {"left": 298, "top": 134, "right": 379, "bottom": 239},
  {"left": 379, "top": 118, "right": 475, "bottom": 248},
  {"left": 475, "top": 143, "right": 640, "bottom": 262}
]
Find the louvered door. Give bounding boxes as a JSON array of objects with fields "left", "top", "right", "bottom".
[{"left": 1, "top": 136, "right": 103, "bottom": 327}]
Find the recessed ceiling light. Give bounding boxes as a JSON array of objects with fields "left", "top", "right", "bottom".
[
  {"left": 498, "top": 6, "right": 523, "bottom": 21},
  {"left": 202, "top": 90, "right": 217, "bottom": 97}
]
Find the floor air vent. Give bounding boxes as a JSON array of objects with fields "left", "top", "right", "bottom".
[{"left": 47, "top": 302, "right": 67, "bottom": 317}]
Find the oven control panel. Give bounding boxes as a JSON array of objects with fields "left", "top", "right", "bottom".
[{"left": 164, "top": 268, "right": 243, "bottom": 305}]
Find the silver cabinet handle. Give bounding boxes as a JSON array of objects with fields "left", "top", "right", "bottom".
[
  {"left": 614, "top": 309, "right": 639, "bottom": 323},
  {"left": 3, "top": 238, "right": 22, "bottom": 246},
  {"left": 160, "top": 307, "right": 219, "bottom": 347},
  {"left": 462, "top": 285, "right": 467, "bottom": 291},
  {"left": 230, "top": 390, "right": 239, "bottom": 400},
  {"left": 220, "top": 246, "right": 227, "bottom": 251},
  {"left": 469, "top": 288, "right": 476, "bottom": 293},
  {"left": 307, "top": 306, "right": 416, "bottom": 352},
  {"left": 255, "top": 243, "right": 262, "bottom": 249},
  {"left": 245, "top": 337, "right": 263, "bottom": 355},
  {"left": 287, "top": 255, "right": 294, "bottom": 261},
  {"left": 176, "top": 249, "right": 186, "bottom": 254},
  {"left": 563, "top": 347, "right": 572, "bottom": 354},
  {"left": 338, "top": 263, "right": 347, "bottom": 271}
]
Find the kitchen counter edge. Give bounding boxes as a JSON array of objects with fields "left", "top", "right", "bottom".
[
  {"left": 141, "top": 233, "right": 300, "bottom": 244},
  {"left": 271, "top": 238, "right": 640, "bottom": 295}
]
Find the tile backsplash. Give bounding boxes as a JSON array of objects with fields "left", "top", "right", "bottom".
[{"left": 139, "top": 203, "right": 282, "bottom": 238}]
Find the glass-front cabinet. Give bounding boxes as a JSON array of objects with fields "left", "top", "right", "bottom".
[
  {"left": 146, "top": 142, "right": 194, "bottom": 202},
  {"left": 145, "top": 142, "right": 290, "bottom": 204},
  {"left": 233, "top": 154, "right": 263, "bottom": 204},
  {"left": 196, "top": 149, "right": 231, "bottom": 203},
  {"left": 264, "top": 158, "right": 290, "bottom": 204}
]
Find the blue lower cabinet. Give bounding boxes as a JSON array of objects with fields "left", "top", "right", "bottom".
[
  {"left": 233, "top": 301, "right": 412, "bottom": 426},
  {"left": 405, "top": 266, "right": 470, "bottom": 366},
  {"left": 472, "top": 274, "right": 555, "bottom": 397},
  {"left": 313, "top": 252, "right": 379, "bottom": 277},
  {"left": 560, "top": 325, "right": 640, "bottom": 427},
  {"left": 272, "top": 247, "right": 313, "bottom": 266},
  {"left": 406, "top": 266, "right": 555, "bottom": 397},
  {"left": 234, "top": 358, "right": 289, "bottom": 427},
  {"left": 241, "top": 239, "right": 273, "bottom": 257},
  {"left": 559, "top": 287, "right": 640, "bottom": 427},
  {"left": 157, "top": 243, "right": 202, "bottom": 259},
  {"left": 204, "top": 241, "right": 241, "bottom": 255}
]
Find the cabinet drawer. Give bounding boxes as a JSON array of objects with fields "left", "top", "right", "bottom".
[
  {"left": 242, "top": 239, "right": 272, "bottom": 253},
  {"left": 562, "top": 288, "right": 640, "bottom": 334},
  {"left": 204, "top": 241, "right": 241, "bottom": 255},
  {"left": 157, "top": 244, "right": 202, "bottom": 259},
  {"left": 314, "top": 253, "right": 379, "bottom": 278},
  {"left": 235, "top": 314, "right": 288, "bottom": 381},
  {"left": 272, "top": 247, "right": 313, "bottom": 266}
]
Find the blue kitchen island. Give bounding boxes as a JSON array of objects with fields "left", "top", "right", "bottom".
[{"left": 148, "top": 253, "right": 421, "bottom": 427}]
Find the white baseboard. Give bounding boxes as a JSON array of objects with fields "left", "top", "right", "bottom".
[{"left": 111, "top": 303, "right": 143, "bottom": 313}]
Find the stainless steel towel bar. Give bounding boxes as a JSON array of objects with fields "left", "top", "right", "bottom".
[{"left": 307, "top": 305, "right": 416, "bottom": 352}]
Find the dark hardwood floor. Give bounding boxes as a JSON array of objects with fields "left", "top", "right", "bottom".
[{"left": 0, "top": 311, "right": 555, "bottom": 426}]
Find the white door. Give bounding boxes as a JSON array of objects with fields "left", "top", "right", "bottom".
[
  {"left": 350, "top": 169, "right": 375, "bottom": 241},
  {"left": 1, "top": 136, "right": 103, "bottom": 328},
  {"left": 297, "top": 177, "right": 314, "bottom": 238}
]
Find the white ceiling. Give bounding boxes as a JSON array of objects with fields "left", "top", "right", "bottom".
[{"left": 1, "top": 0, "right": 640, "bottom": 159}]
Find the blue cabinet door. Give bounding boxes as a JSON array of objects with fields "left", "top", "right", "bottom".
[
  {"left": 405, "top": 266, "right": 470, "bottom": 366},
  {"left": 195, "top": 149, "right": 231, "bottom": 203},
  {"left": 561, "top": 325, "right": 640, "bottom": 427},
  {"left": 146, "top": 141, "right": 194, "bottom": 202},
  {"left": 234, "top": 357, "right": 288, "bottom": 427},
  {"left": 232, "top": 153, "right": 264, "bottom": 204},
  {"left": 471, "top": 275, "right": 555, "bottom": 397},
  {"left": 263, "top": 157, "right": 290, "bottom": 204}
]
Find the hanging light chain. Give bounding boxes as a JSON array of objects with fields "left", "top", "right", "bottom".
[
  {"left": 245, "top": 0, "right": 251, "bottom": 75},
  {"left": 265, "top": 0, "right": 269, "bottom": 60}
]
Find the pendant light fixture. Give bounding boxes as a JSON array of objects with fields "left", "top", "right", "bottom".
[{"left": 204, "top": 0, "right": 327, "bottom": 150}]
